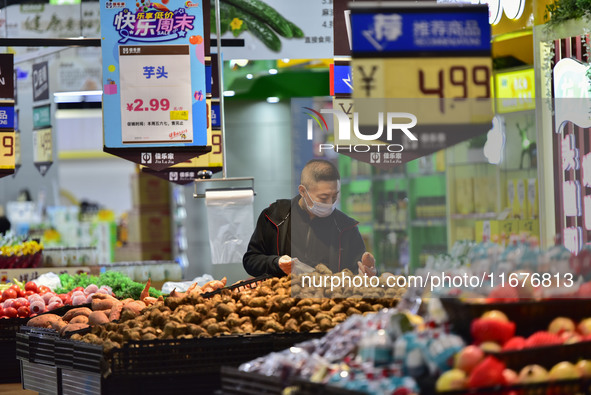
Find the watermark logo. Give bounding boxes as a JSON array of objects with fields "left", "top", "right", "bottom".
[
  {"left": 302, "top": 107, "right": 328, "bottom": 140},
  {"left": 185, "top": 1, "right": 200, "bottom": 8}
]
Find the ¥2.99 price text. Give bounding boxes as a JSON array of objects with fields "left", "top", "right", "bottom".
[{"left": 126, "top": 98, "right": 170, "bottom": 112}]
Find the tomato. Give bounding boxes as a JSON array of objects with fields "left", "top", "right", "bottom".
[
  {"left": 4, "top": 307, "right": 17, "bottom": 318},
  {"left": 17, "top": 306, "right": 30, "bottom": 318},
  {"left": 24, "top": 282, "right": 38, "bottom": 293},
  {"left": 37, "top": 286, "right": 51, "bottom": 294},
  {"left": 2, "top": 288, "right": 17, "bottom": 301},
  {"left": 9, "top": 284, "right": 19, "bottom": 292},
  {"left": 16, "top": 289, "right": 25, "bottom": 298},
  {"left": 24, "top": 290, "right": 35, "bottom": 297},
  {"left": 12, "top": 300, "right": 22, "bottom": 309}
]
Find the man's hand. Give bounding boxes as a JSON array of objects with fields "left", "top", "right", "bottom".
[
  {"left": 278, "top": 255, "right": 293, "bottom": 274},
  {"left": 357, "top": 252, "right": 377, "bottom": 276}
]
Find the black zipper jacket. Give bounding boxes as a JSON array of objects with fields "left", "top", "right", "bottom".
[{"left": 243, "top": 196, "right": 367, "bottom": 277}]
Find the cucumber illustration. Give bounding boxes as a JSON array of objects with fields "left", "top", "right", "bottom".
[{"left": 223, "top": 0, "right": 293, "bottom": 38}]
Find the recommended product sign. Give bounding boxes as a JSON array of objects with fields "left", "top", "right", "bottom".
[
  {"left": 341, "top": 3, "right": 492, "bottom": 167},
  {"left": 100, "top": 0, "right": 208, "bottom": 152}
]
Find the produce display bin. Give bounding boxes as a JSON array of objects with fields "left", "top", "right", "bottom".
[
  {"left": 220, "top": 367, "right": 366, "bottom": 395},
  {"left": 439, "top": 377, "right": 591, "bottom": 394},
  {"left": 440, "top": 298, "right": 591, "bottom": 341},
  {"left": 488, "top": 340, "right": 591, "bottom": 371},
  {"left": 0, "top": 317, "right": 29, "bottom": 383},
  {"left": 20, "top": 359, "right": 61, "bottom": 395},
  {"left": 16, "top": 326, "right": 60, "bottom": 366}
]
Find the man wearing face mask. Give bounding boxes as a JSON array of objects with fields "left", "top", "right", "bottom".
[{"left": 243, "top": 159, "right": 377, "bottom": 277}]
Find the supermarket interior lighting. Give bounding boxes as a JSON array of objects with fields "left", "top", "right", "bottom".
[
  {"left": 223, "top": 90, "right": 235, "bottom": 97},
  {"left": 53, "top": 90, "right": 102, "bottom": 103},
  {"left": 246, "top": 73, "right": 253, "bottom": 79},
  {"left": 268, "top": 68, "right": 278, "bottom": 75},
  {"left": 266, "top": 97, "right": 280, "bottom": 103}
]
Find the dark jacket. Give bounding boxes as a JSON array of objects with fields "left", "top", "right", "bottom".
[{"left": 243, "top": 196, "right": 367, "bottom": 277}]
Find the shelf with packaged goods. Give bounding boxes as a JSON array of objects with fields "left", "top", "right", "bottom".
[
  {"left": 338, "top": 153, "right": 447, "bottom": 274},
  {"left": 444, "top": 109, "right": 539, "bottom": 248}
]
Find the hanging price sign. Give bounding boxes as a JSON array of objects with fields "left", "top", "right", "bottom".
[
  {"left": 100, "top": 0, "right": 209, "bottom": 171},
  {"left": 0, "top": 131, "right": 15, "bottom": 170}
]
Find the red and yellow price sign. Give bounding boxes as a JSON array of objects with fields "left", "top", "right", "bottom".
[{"left": 0, "top": 131, "right": 15, "bottom": 170}]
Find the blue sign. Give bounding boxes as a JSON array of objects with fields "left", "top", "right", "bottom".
[
  {"left": 0, "top": 106, "right": 14, "bottom": 129},
  {"left": 211, "top": 102, "right": 220, "bottom": 128},
  {"left": 333, "top": 65, "right": 353, "bottom": 95},
  {"left": 351, "top": 7, "right": 490, "bottom": 54},
  {"left": 205, "top": 64, "right": 212, "bottom": 94}
]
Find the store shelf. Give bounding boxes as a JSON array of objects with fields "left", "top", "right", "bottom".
[
  {"left": 411, "top": 218, "right": 447, "bottom": 227},
  {"left": 407, "top": 171, "right": 445, "bottom": 179},
  {"left": 450, "top": 212, "right": 497, "bottom": 220},
  {"left": 372, "top": 173, "right": 406, "bottom": 181}
]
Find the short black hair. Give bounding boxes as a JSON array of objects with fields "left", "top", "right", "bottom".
[{"left": 301, "top": 159, "right": 340, "bottom": 188}]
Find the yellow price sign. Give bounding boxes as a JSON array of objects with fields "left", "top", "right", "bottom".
[
  {"left": 33, "top": 128, "right": 52, "bottom": 163},
  {"left": 0, "top": 131, "right": 15, "bottom": 170},
  {"left": 352, "top": 57, "right": 493, "bottom": 124}
]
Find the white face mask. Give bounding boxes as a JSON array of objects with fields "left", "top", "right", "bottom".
[{"left": 302, "top": 187, "right": 336, "bottom": 217}]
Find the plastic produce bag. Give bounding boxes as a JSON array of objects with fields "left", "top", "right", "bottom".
[
  {"left": 33, "top": 272, "right": 62, "bottom": 291},
  {"left": 205, "top": 189, "right": 254, "bottom": 264},
  {"left": 161, "top": 274, "right": 214, "bottom": 294}
]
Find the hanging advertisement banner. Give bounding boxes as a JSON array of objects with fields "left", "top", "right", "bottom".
[
  {"left": 0, "top": 103, "right": 15, "bottom": 178},
  {"left": 101, "top": 0, "right": 211, "bottom": 170},
  {"left": 210, "top": 0, "right": 333, "bottom": 60},
  {"left": 32, "top": 61, "right": 50, "bottom": 102},
  {"left": 0, "top": 54, "right": 14, "bottom": 100}
]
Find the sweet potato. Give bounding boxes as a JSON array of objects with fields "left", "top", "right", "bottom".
[
  {"left": 27, "top": 314, "right": 61, "bottom": 328},
  {"left": 91, "top": 294, "right": 119, "bottom": 311},
  {"left": 60, "top": 322, "right": 89, "bottom": 335},
  {"left": 69, "top": 315, "right": 89, "bottom": 325},
  {"left": 109, "top": 302, "right": 123, "bottom": 321},
  {"left": 62, "top": 307, "right": 92, "bottom": 322},
  {"left": 50, "top": 318, "right": 68, "bottom": 332},
  {"left": 122, "top": 301, "right": 146, "bottom": 316},
  {"left": 88, "top": 311, "right": 110, "bottom": 326}
]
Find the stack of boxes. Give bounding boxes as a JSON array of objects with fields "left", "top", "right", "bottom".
[{"left": 116, "top": 171, "right": 172, "bottom": 261}]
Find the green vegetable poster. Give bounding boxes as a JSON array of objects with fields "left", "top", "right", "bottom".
[{"left": 210, "top": 0, "right": 333, "bottom": 59}]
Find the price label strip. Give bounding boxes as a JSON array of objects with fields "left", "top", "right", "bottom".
[{"left": 32, "top": 128, "right": 53, "bottom": 176}]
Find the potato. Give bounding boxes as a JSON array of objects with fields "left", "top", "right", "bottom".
[
  {"left": 216, "top": 303, "right": 235, "bottom": 318},
  {"left": 330, "top": 304, "right": 345, "bottom": 315},
  {"left": 284, "top": 318, "right": 298, "bottom": 332},
  {"left": 299, "top": 321, "right": 315, "bottom": 332},
  {"left": 263, "top": 320, "right": 284, "bottom": 332},
  {"left": 318, "top": 318, "right": 333, "bottom": 331},
  {"left": 249, "top": 307, "right": 266, "bottom": 317},
  {"left": 346, "top": 307, "right": 362, "bottom": 316},
  {"left": 302, "top": 312, "right": 315, "bottom": 323},
  {"left": 296, "top": 299, "right": 313, "bottom": 307},
  {"left": 206, "top": 323, "right": 220, "bottom": 336},
  {"left": 288, "top": 306, "right": 301, "bottom": 317},
  {"left": 248, "top": 297, "right": 267, "bottom": 308},
  {"left": 141, "top": 333, "right": 158, "bottom": 341}
]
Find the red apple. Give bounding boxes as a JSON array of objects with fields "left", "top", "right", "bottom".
[{"left": 454, "top": 345, "right": 485, "bottom": 374}]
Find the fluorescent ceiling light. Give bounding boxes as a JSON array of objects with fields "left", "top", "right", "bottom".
[
  {"left": 53, "top": 90, "right": 102, "bottom": 103},
  {"left": 268, "top": 68, "right": 278, "bottom": 75},
  {"left": 223, "top": 90, "right": 235, "bottom": 97},
  {"left": 266, "top": 97, "right": 279, "bottom": 103},
  {"left": 246, "top": 73, "right": 253, "bottom": 80}
]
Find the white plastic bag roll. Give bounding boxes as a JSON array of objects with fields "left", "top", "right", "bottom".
[{"left": 205, "top": 189, "right": 254, "bottom": 264}]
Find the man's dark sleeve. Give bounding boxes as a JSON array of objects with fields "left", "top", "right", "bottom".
[
  {"left": 243, "top": 210, "right": 285, "bottom": 277},
  {"left": 342, "top": 226, "right": 367, "bottom": 273}
]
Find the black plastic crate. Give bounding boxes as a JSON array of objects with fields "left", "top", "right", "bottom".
[
  {"left": 20, "top": 359, "right": 61, "bottom": 395},
  {"left": 440, "top": 298, "right": 591, "bottom": 341},
  {"left": 439, "top": 377, "right": 591, "bottom": 395},
  {"left": 109, "top": 331, "right": 323, "bottom": 377},
  {"left": 16, "top": 326, "right": 60, "bottom": 366},
  {"left": 0, "top": 338, "right": 20, "bottom": 383}
]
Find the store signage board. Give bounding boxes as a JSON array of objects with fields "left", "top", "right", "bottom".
[
  {"left": 210, "top": 0, "right": 333, "bottom": 60},
  {"left": 100, "top": 0, "right": 209, "bottom": 170},
  {"left": 32, "top": 127, "right": 53, "bottom": 176},
  {"left": 552, "top": 57, "right": 591, "bottom": 254},
  {"left": 33, "top": 105, "right": 51, "bottom": 130},
  {"left": 0, "top": 54, "right": 14, "bottom": 100},
  {"left": 495, "top": 68, "right": 535, "bottom": 113},
  {"left": 32, "top": 61, "right": 49, "bottom": 102},
  {"left": 340, "top": 3, "right": 492, "bottom": 167}
]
